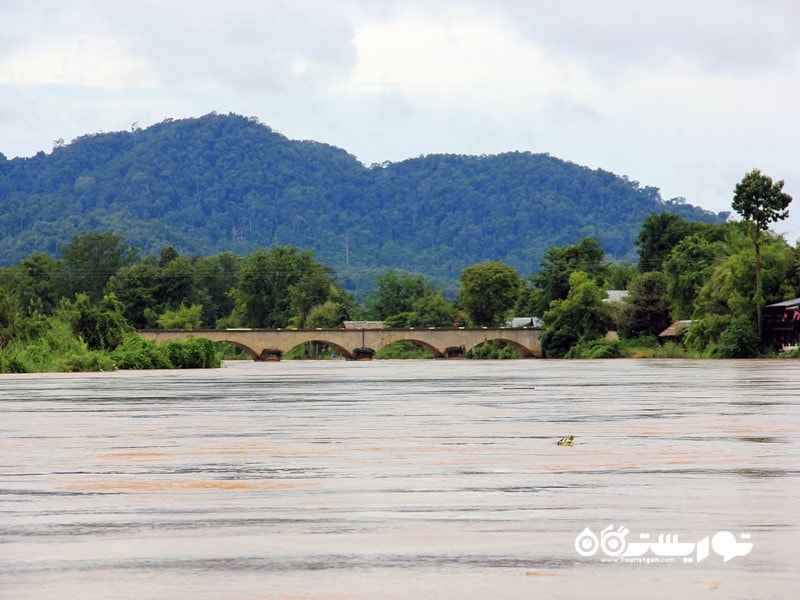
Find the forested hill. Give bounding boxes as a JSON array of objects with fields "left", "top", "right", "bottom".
[{"left": 0, "top": 112, "right": 726, "bottom": 276}]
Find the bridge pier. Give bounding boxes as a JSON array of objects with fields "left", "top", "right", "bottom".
[
  {"left": 444, "top": 346, "right": 465, "bottom": 359},
  {"left": 353, "top": 347, "right": 375, "bottom": 360},
  {"left": 257, "top": 349, "right": 283, "bottom": 361}
]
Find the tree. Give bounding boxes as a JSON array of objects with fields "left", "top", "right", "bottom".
[
  {"left": 636, "top": 213, "right": 693, "bottom": 272},
  {"left": 62, "top": 293, "right": 132, "bottom": 351},
  {"left": 662, "top": 234, "right": 721, "bottom": 319},
  {"left": 695, "top": 235, "right": 794, "bottom": 320},
  {"left": 289, "top": 270, "right": 334, "bottom": 327},
  {"left": 305, "top": 301, "right": 345, "bottom": 329},
  {"left": 458, "top": 262, "right": 521, "bottom": 326},
  {"left": 192, "top": 252, "right": 241, "bottom": 326},
  {"left": 0, "top": 289, "right": 22, "bottom": 347},
  {"left": 541, "top": 271, "right": 613, "bottom": 357},
  {"left": 61, "top": 232, "right": 138, "bottom": 301},
  {"left": 367, "top": 271, "right": 435, "bottom": 320},
  {"left": 106, "top": 258, "right": 162, "bottom": 328},
  {"left": 732, "top": 169, "right": 793, "bottom": 338},
  {"left": 2, "top": 253, "right": 65, "bottom": 315},
  {"left": 157, "top": 303, "right": 203, "bottom": 329},
  {"left": 618, "top": 271, "right": 671, "bottom": 337},
  {"left": 523, "top": 237, "right": 606, "bottom": 316},
  {"left": 233, "top": 247, "right": 334, "bottom": 328},
  {"left": 408, "top": 292, "right": 457, "bottom": 327}
]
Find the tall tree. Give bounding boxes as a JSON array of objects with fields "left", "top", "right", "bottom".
[
  {"left": 618, "top": 271, "right": 671, "bottom": 337},
  {"left": 636, "top": 213, "right": 692, "bottom": 272},
  {"left": 458, "top": 262, "right": 521, "bottom": 326},
  {"left": 732, "top": 169, "right": 793, "bottom": 338},
  {"left": 523, "top": 237, "right": 607, "bottom": 316},
  {"left": 662, "top": 233, "right": 720, "bottom": 319},
  {"left": 60, "top": 232, "right": 138, "bottom": 301},
  {"left": 367, "top": 271, "right": 435, "bottom": 320},
  {"left": 233, "top": 246, "right": 334, "bottom": 328},
  {"left": 541, "top": 270, "right": 613, "bottom": 357}
]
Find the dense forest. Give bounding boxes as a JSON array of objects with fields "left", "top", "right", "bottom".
[
  {"left": 0, "top": 112, "right": 726, "bottom": 290},
  {"left": 1, "top": 181, "right": 797, "bottom": 373}
]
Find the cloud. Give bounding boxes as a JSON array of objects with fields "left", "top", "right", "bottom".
[
  {"left": 106, "top": 0, "right": 359, "bottom": 93},
  {"left": 0, "top": 36, "right": 157, "bottom": 87}
]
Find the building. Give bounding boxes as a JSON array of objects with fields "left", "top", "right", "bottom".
[
  {"left": 763, "top": 298, "right": 800, "bottom": 351},
  {"left": 658, "top": 320, "right": 693, "bottom": 345}
]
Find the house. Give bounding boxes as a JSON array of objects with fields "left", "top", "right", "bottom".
[
  {"left": 763, "top": 298, "right": 800, "bottom": 351},
  {"left": 658, "top": 320, "right": 693, "bottom": 344}
]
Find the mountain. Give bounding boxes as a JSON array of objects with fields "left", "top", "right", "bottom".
[{"left": 0, "top": 112, "right": 726, "bottom": 279}]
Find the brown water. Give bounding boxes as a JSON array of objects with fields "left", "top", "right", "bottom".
[{"left": 1, "top": 359, "right": 798, "bottom": 599}]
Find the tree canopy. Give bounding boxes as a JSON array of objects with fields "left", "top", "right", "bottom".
[
  {"left": 732, "top": 168, "right": 793, "bottom": 337},
  {"left": 0, "top": 113, "right": 727, "bottom": 293}
]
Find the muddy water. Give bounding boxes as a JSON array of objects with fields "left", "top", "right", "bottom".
[{"left": 1, "top": 359, "right": 798, "bottom": 599}]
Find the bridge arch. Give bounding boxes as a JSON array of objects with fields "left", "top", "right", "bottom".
[
  {"left": 283, "top": 339, "right": 354, "bottom": 360},
  {"left": 371, "top": 332, "right": 445, "bottom": 358},
  {"left": 371, "top": 337, "right": 444, "bottom": 358},
  {"left": 464, "top": 336, "right": 535, "bottom": 358}
]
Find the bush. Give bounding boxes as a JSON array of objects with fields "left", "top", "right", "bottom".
[
  {"left": 466, "top": 340, "right": 521, "bottom": 359},
  {"left": 111, "top": 335, "right": 173, "bottom": 369},
  {"left": 564, "top": 338, "right": 623, "bottom": 359},
  {"left": 709, "top": 316, "right": 761, "bottom": 358},
  {"left": 620, "top": 334, "right": 660, "bottom": 349},
  {"left": 541, "top": 327, "right": 580, "bottom": 358},
  {"left": 375, "top": 340, "right": 435, "bottom": 359},
  {"left": 58, "top": 351, "right": 116, "bottom": 372},
  {"left": 162, "top": 337, "right": 221, "bottom": 368},
  {"left": 650, "top": 341, "right": 694, "bottom": 358}
]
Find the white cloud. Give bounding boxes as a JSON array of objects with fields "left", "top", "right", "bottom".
[{"left": 0, "top": 36, "right": 158, "bottom": 87}]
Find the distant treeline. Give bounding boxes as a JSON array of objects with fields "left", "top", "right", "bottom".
[{"left": 2, "top": 203, "right": 798, "bottom": 372}]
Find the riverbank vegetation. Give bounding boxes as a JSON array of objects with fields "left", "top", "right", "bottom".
[{"left": 0, "top": 171, "right": 796, "bottom": 371}]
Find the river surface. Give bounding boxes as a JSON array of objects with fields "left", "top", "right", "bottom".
[{"left": 1, "top": 359, "right": 798, "bottom": 599}]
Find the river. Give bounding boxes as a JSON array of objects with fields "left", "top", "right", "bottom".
[{"left": 1, "top": 359, "right": 798, "bottom": 599}]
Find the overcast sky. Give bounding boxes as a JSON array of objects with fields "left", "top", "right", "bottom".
[{"left": 2, "top": 0, "right": 799, "bottom": 241}]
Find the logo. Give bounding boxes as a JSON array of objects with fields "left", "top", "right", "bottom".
[{"left": 575, "top": 525, "right": 753, "bottom": 564}]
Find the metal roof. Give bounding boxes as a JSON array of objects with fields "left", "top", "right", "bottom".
[
  {"left": 764, "top": 298, "right": 800, "bottom": 310},
  {"left": 658, "top": 320, "right": 693, "bottom": 337}
]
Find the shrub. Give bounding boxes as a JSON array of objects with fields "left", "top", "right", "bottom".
[
  {"left": 709, "top": 315, "right": 761, "bottom": 358},
  {"left": 162, "top": 337, "right": 221, "bottom": 368},
  {"left": 111, "top": 336, "right": 173, "bottom": 369},
  {"left": 466, "top": 340, "right": 521, "bottom": 359},
  {"left": 564, "top": 338, "right": 623, "bottom": 359},
  {"left": 375, "top": 340, "right": 434, "bottom": 359},
  {"left": 650, "top": 341, "right": 694, "bottom": 358}
]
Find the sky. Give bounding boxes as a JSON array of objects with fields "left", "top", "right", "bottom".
[{"left": 2, "top": 0, "right": 799, "bottom": 241}]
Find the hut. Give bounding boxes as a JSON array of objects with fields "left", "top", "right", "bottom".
[
  {"left": 763, "top": 298, "right": 800, "bottom": 351},
  {"left": 658, "top": 320, "right": 693, "bottom": 345}
]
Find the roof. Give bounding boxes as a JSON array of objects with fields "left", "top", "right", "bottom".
[
  {"left": 507, "top": 317, "right": 543, "bottom": 328},
  {"left": 604, "top": 290, "right": 629, "bottom": 303},
  {"left": 341, "top": 321, "right": 385, "bottom": 330},
  {"left": 659, "top": 320, "right": 693, "bottom": 337},
  {"left": 764, "top": 297, "right": 800, "bottom": 310}
]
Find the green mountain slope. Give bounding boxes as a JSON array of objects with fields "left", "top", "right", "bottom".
[{"left": 0, "top": 112, "right": 726, "bottom": 277}]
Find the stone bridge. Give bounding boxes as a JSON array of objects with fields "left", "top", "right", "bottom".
[{"left": 137, "top": 327, "right": 543, "bottom": 360}]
